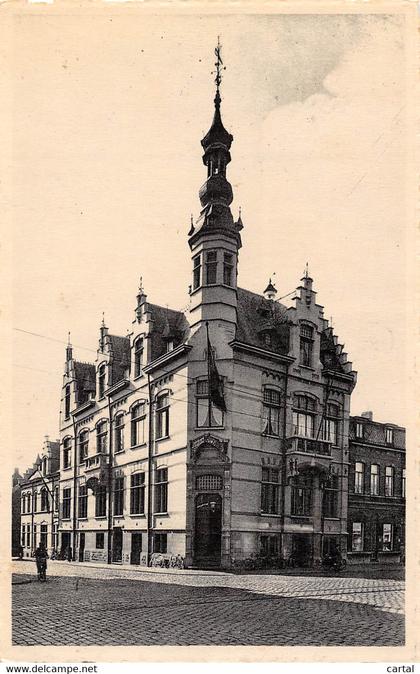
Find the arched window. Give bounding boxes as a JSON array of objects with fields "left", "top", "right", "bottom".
[
  {"left": 262, "top": 389, "right": 281, "bottom": 436},
  {"left": 40, "top": 487, "right": 49, "bottom": 512},
  {"left": 114, "top": 413, "right": 125, "bottom": 453},
  {"left": 131, "top": 402, "right": 146, "bottom": 446},
  {"left": 64, "top": 384, "right": 71, "bottom": 419},
  {"left": 98, "top": 364, "right": 106, "bottom": 399},
  {"left": 63, "top": 437, "right": 72, "bottom": 469},
  {"left": 78, "top": 430, "right": 89, "bottom": 462},
  {"left": 134, "top": 338, "right": 144, "bottom": 378},
  {"left": 96, "top": 420, "right": 108, "bottom": 454}
]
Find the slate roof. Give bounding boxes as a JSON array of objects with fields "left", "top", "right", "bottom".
[
  {"left": 74, "top": 361, "right": 96, "bottom": 403},
  {"left": 235, "top": 287, "right": 290, "bottom": 354},
  {"left": 108, "top": 335, "right": 130, "bottom": 385},
  {"left": 349, "top": 417, "right": 405, "bottom": 449},
  {"left": 148, "top": 304, "right": 190, "bottom": 362},
  {"left": 319, "top": 330, "right": 345, "bottom": 373}
]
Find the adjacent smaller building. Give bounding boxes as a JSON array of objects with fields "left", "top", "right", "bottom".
[
  {"left": 347, "top": 412, "right": 405, "bottom": 564},
  {"left": 19, "top": 437, "right": 60, "bottom": 558}
]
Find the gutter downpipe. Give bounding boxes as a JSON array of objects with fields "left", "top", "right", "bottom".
[
  {"left": 71, "top": 415, "right": 78, "bottom": 561},
  {"left": 147, "top": 373, "right": 154, "bottom": 566},
  {"left": 280, "top": 363, "right": 290, "bottom": 561}
]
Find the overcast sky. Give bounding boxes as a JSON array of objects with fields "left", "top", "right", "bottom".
[{"left": 11, "top": 12, "right": 408, "bottom": 472}]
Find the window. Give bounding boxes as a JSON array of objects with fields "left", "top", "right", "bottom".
[
  {"left": 78, "top": 484, "right": 88, "bottom": 518},
  {"left": 64, "top": 384, "right": 71, "bottom": 419},
  {"left": 167, "top": 340, "right": 174, "bottom": 352},
  {"left": 95, "top": 485, "right": 107, "bottom": 517},
  {"left": 355, "top": 422, "right": 364, "bottom": 439},
  {"left": 223, "top": 253, "right": 234, "bottom": 286},
  {"left": 93, "top": 532, "right": 104, "bottom": 549},
  {"left": 114, "top": 477, "right": 124, "bottom": 516},
  {"left": 385, "top": 466, "right": 394, "bottom": 497},
  {"left": 386, "top": 428, "right": 394, "bottom": 445},
  {"left": 156, "top": 393, "right": 170, "bottom": 439},
  {"left": 402, "top": 469, "right": 406, "bottom": 498},
  {"left": 354, "top": 462, "right": 364, "bottom": 494},
  {"left": 205, "top": 250, "right": 217, "bottom": 285},
  {"left": 79, "top": 430, "right": 89, "bottom": 462},
  {"left": 196, "top": 474, "right": 222, "bottom": 491},
  {"left": 26, "top": 525, "right": 31, "bottom": 548},
  {"left": 21, "top": 525, "right": 25, "bottom": 547},
  {"left": 196, "top": 379, "right": 223, "bottom": 427},
  {"left": 62, "top": 488, "right": 71, "bottom": 519},
  {"left": 352, "top": 522, "right": 364, "bottom": 552},
  {"left": 322, "top": 474, "right": 339, "bottom": 518},
  {"left": 33, "top": 524, "right": 37, "bottom": 549},
  {"left": 98, "top": 364, "right": 106, "bottom": 399},
  {"left": 40, "top": 524, "right": 48, "bottom": 548},
  {"left": 131, "top": 402, "right": 146, "bottom": 446},
  {"left": 40, "top": 488, "right": 49, "bottom": 512},
  {"left": 33, "top": 491, "right": 38, "bottom": 513},
  {"left": 63, "top": 437, "right": 72, "bottom": 469},
  {"left": 114, "top": 414, "right": 124, "bottom": 453},
  {"left": 96, "top": 533, "right": 104, "bottom": 549},
  {"left": 261, "top": 467, "right": 280, "bottom": 514},
  {"left": 370, "top": 464, "right": 379, "bottom": 495},
  {"left": 155, "top": 468, "right": 168, "bottom": 513},
  {"left": 263, "top": 332, "right": 272, "bottom": 348},
  {"left": 130, "top": 473, "right": 145, "bottom": 515},
  {"left": 52, "top": 524, "right": 58, "bottom": 551},
  {"left": 292, "top": 396, "right": 315, "bottom": 438},
  {"left": 299, "top": 324, "right": 314, "bottom": 367},
  {"left": 323, "top": 404, "right": 339, "bottom": 445},
  {"left": 54, "top": 486, "right": 59, "bottom": 512},
  {"left": 96, "top": 421, "right": 107, "bottom": 454},
  {"left": 193, "top": 254, "right": 201, "bottom": 290},
  {"left": 291, "top": 475, "right": 312, "bottom": 516},
  {"left": 382, "top": 523, "right": 393, "bottom": 551},
  {"left": 154, "top": 532, "right": 167, "bottom": 553},
  {"left": 134, "top": 338, "right": 144, "bottom": 378},
  {"left": 262, "top": 389, "right": 281, "bottom": 436},
  {"left": 260, "top": 535, "right": 279, "bottom": 557}
]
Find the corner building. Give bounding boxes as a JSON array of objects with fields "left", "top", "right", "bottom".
[{"left": 58, "top": 78, "right": 357, "bottom": 569}]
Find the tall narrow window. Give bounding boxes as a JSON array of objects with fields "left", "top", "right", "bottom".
[
  {"left": 299, "top": 324, "right": 314, "bottom": 367},
  {"left": 33, "top": 491, "right": 38, "bottom": 513},
  {"left": 134, "top": 338, "right": 144, "bottom": 378},
  {"left": 402, "top": 468, "right": 406, "bottom": 498},
  {"left": 26, "top": 525, "right": 31, "bottom": 548},
  {"left": 354, "top": 462, "right": 364, "bottom": 494},
  {"left": 262, "top": 389, "right": 281, "bottom": 436},
  {"left": 292, "top": 395, "right": 315, "bottom": 438},
  {"left": 27, "top": 493, "right": 31, "bottom": 513},
  {"left": 79, "top": 430, "right": 89, "bottom": 462},
  {"left": 223, "top": 253, "right": 234, "bottom": 286},
  {"left": 323, "top": 403, "right": 339, "bottom": 445},
  {"left": 21, "top": 525, "right": 25, "bottom": 547},
  {"left": 261, "top": 467, "right": 280, "bottom": 514},
  {"left": 62, "top": 488, "right": 71, "bottom": 519},
  {"left": 63, "top": 438, "right": 72, "bottom": 469},
  {"left": 205, "top": 250, "right": 217, "bottom": 285},
  {"left": 40, "top": 524, "right": 48, "bottom": 548},
  {"left": 155, "top": 468, "right": 168, "bottom": 513},
  {"left": 40, "top": 488, "right": 49, "bottom": 512},
  {"left": 385, "top": 466, "right": 394, "bottom": 496},
  {"left": 355, "top": 422, "right": 364, "bottom": 439},
  {"left": 322, "top": 474, "right": 339, "bottom": 518},
  {"left": 64, "top": 384, "right": 71, "bottom": 419},
  {"left": 95, "top": 485, "right": 107, "bottom": 518},
  {"left": 351, "top": 522, "right": 363, "bottom": 551},
  {"left": 114, "top": 413, "right": 125, "bottom": 453},
  {"left": 130, "top": 473, "right": 145, "bottom": 515},
  {"left": 154, "top": 533, "right": 167, "bottom": 553},
  {"left": 291, "top": 475, "right": 312, "bottom": 516},
  {"left": 196, "top": 379, "right": 223, "bottom": 428},
  {"left": 78, "top": 485, "right": 88, "bottom": 518},
  {"left": 114, "top": 477, "right": 124, "bottom": 516},
  {"left": 131, "top": 402, "right": 146, "bottom": 446},
  {"left": 193, "top": 254, "right": 201, "bottom": 290},
  {"left": 382, "top": 523, "right": 393, "bottom": 551},
  {"left": 98, "top": 364, "right": 106, "bottom": 399},
  {"left": 54, "top": 486, "right": 59, "bottom": 512},
  {"left": 385, "top": 428, "right": 394, "bottom": 445},
  {"left": 156, "top": 393, "right": 170, "bottom": 439},
  {"left": 96, "top": 421, "right": 107, "bottom": 454},
  {"left": 370, "top": 464, "right": 379, "bottom": 495}
]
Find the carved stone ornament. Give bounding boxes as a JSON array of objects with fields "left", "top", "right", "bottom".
[{"left": 190, "top": 434, "right": 229, "bottom": 464}]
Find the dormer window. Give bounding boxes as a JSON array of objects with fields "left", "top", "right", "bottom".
[
  {"left": 193, "top": 254, "right": 201, "bottom": 290},
  {"left": 64, "top": 384, "right": 71, "bottom": 419},
  {"left": 386, "top": 428, "right": 394, "bottom": 445},
  {"left": 205, "top": 251, "right": 217, "bottom": 285},
  {"left": 263, "top": 332, "right": 272, "bottom": 348},
  {"left": 134, "top": 338, "right": 144, "bottom": 378},
  {"left": 167, "top": 340, "right": 174, "bottom": 353},
  {"left": 355, "top": 422, "right": 364, "bottom": 439},
  {"left": 98, "top": 364, "right": 106, "bottom": 399},
  {"left": 300, "top": 324, "right": 314, "bottom": 367}
]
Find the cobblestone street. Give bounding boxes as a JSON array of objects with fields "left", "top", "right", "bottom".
[{"left": 12, "top": 561, "right": 404, "bottom": 646}]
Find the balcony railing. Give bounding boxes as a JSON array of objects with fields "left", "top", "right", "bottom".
[
  {"left": 84, "top": 453, "right": 109, "bottom": 471},
  {"left": 286, "top": 436, "right": 332, "bottom": 456}
]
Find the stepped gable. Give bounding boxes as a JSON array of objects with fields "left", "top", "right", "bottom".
[
  {"left": 74, "top": 361, "right": 96, "bottom": 403},
  {"left": 320, "top": 328, "right": 345, "bottom": 373},
  {"left": 108, "top": 334, "right": 130, "bottom": 385},
  {"left": 236, "top": 287, "right": 290, "bottom": 354},
  {"left": 148, "top": 304, "right": 189, "bottom": 362}
]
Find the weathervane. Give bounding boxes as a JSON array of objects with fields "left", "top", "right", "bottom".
[{"left": 212, "top": 36, "right": 226, "bottom": 100}]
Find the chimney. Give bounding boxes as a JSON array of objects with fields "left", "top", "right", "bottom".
[{"left": 361, "top": 411, "right": 373, "bottom": 421}]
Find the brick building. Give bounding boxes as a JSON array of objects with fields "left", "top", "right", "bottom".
[{"left": 347, "top": 412, "right": 405, "bottom": 564}]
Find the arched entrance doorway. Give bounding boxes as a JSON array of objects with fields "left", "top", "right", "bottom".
[{"left": 194, "top": 493, "right": 222, "bottom": 568}]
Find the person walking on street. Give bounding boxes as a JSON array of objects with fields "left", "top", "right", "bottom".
[{"left": 35, "top": 542, "right": 48, "bottom": 582}]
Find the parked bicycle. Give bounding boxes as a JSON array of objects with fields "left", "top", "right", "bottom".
[{"left": 321, "top": 552, "right": 347, "bottom": 573}]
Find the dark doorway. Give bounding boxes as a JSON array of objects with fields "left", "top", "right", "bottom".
[
  {"left": 78, "top": 532, "right": 85, "bottom": 562},
  {"left": 291, "top": 534, "right": 312, "bottom": 567},
  {"left": 194, "top": 493, "right": 222, "bottom": 568},
  {"left": 131, "top": 532, "right": 142, "bottom": 565},
  {"left": 112, "top": 527, "right": 123, "bottom": 563},
  {"left": 61, "top": 532, "right": 71, "bottom": 558}
]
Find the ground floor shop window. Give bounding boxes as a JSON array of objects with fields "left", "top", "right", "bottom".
[
  {"left": 260, "top": 534, "right": 279, "bottom": 556},
  {"left": 154, "top": 533, "right": 167, "bottom": 553},
  {"left": 351, "top": 522, "right": 363, "bottom": 552},
  {"left": 96, "top": 532, "right": 104, "bottom": 549},
  {"left": 382, "top": 523, "right": 393, "bottom": 551}
]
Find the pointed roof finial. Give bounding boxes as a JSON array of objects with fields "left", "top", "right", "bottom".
[
  {"left": 212, "top": 36, "right": 226, "bottom": 108},
  {"left": 101, "top": 311, "right": 106, "bottom": 328},
  {"left": 139, "top": 276, "right": 144, "bottom": 294},
  {"left": 67, "top": 331, "right": 71, "bottom": 346},
  {"left": 305, "top": 262, "right": 309, "bottom": 278}
]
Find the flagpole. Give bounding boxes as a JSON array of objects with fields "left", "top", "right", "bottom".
[{"left": 206, "top": 321, "right": 212, "bottom": 429}]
